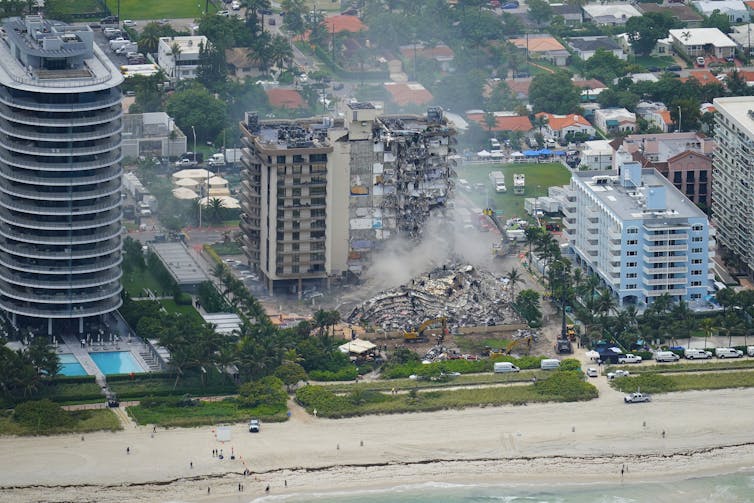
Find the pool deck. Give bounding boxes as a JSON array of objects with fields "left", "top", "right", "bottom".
[{"left": 57, "top": 334, "right": 154, "bottom": 382}]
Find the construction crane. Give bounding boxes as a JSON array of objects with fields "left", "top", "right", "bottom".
[{"left": 404, "top": 317, "right": 447, "bottom": 343}]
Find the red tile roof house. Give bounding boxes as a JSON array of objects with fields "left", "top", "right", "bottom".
[
  {"left": 535, "top": 112, "right": 596, "bottom": 140},
  {"left": 266, "top": 88, "right": 306, "bottom": 109},
  {"left": 383, "top": 82, "right": 434, "bottom": 107},
  {"left": 324, "top": 15, "right": 368, "bottom": 34},
  {"left": 466, "top": 111, "right": 533, "bottom": 132}
]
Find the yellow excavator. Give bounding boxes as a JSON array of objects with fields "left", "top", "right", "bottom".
[
  {"left": 404, "top": 317, "right": 447, "bottom": 343},
  {"left": 504, "top": 335, "right": 533, "bottom": 355}
]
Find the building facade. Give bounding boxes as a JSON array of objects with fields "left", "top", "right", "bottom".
[
  {"left": 562, "top": 162, "right": 713, "bottom": 306},
  {"left": 239, "top": 105, "right": 456, "bottom": 295},
  {"left": 711, "top": 96, "right": 754, "bottom": 274},
  {"left": 0, "top": 16, "right": 124, "bottom": 335}
]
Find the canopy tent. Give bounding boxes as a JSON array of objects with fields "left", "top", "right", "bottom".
[
  {"left": 172, "top": 168, "right": 214, "bottom": 181},
  {"left": 174, "top": 177, "right": 199, "bottom": 187},
  {"left": 539, "top": 148, "right": 553, "bottom": 155},
  {"left": 338, "top": 338, "right": 377, "bottom": 355},
  {"left": 523, "top": 149, "right": 539, "bottom": 157},
  {"left": 477, "top": 149, "right": 492, "bottom": 157},
  {"left": 555, "top": 150, "right": 566, "bottom": 156},
  {"left": 172, "top": 187, "right": 199, "bottom": 200},
  {"left": 510, "top": 151, "right": 525, "bottom": 157},
  {"left": 208, "top": 176, "right": 229, "bottom": 187},
  {"left": 198, "top": 195, "right": 240, "bottom": 209}
]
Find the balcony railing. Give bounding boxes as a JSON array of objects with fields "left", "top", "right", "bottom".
[
  {"left": 0, "top": 207, "right": 121, "bottom": 231},
  {"left": 0, "top": 266, "right": 121, "bottom": 289},
  {"left": 0, "top": 253, "right": 121, "bottom": 275},
  {"left": 0, "top": 89, "right": 122, "bottom": 112},
  {"left": 0, "top": 163, "right": 122, "bottom": 186},
  {"left": 0, "top": 177, "right": 121, "bottom": 201},
  {"left": 0, "top": 103, "right": 121, "bottom": 127},
  {"left": 0, "top": 118, "right": 122, "bottom": 142},
  {"left": 0, "top": 146, "right": 122, "bottom": 170},
  {"left": 0, "top": 278, "right": 121, "bottom": 304},
  {"left": 0, "top": 193, "right": 120, "bottom": 216},
  {"left": 2, "top": 136, "right": 121, "bottom": 157},
  {"left": 0, "top": 223, "right": 122, "bottom": 246},
  {"left": 0, "top": 295, "right": 121, "bottom": 319}
]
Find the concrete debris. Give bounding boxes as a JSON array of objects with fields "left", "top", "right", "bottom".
[{"left": 347, "top": 262, "right": 522, "bottom": 331}]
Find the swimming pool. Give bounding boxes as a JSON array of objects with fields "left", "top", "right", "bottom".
[
  {"left": 89, "top": 351, "right": 145, "bottom": 375},
  {"left": 58, "top": 353, "right": 88, "bottom": 377}
]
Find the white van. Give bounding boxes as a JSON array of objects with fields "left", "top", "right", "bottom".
[
  {"left": 715, "top": 347, "right": 744, "bottom": 358},
  {"left": 494, "top": 362, "right": 520, "bottom": 373},
  {"left": 684, "top": 348, "right": 712, "bottom": 360},
  {"left": 540, "top": 358, "right": 561, "bottom": 370},
  {"left": 748, "top": 346, "right": 754, "bottom": 357},
  {"left": 655, "top": 351, "right": 680, "bottom": 362}
]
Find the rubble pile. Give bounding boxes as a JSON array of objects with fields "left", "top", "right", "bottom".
[{"left": 347, "top": 263, "right": 521, "bottom": 330}]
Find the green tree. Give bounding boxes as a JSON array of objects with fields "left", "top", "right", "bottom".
[
  {"left": 196, "top": 40, "right": 227, "bottom": 91},
  {"left": 580, "top": 49, "right": 629, "bottom": 84},
  {"left": 529, "top": 71, "right": 581, "bottom": 114},
  {"left": 625, "top": 12, "right": 679, "bottom": 56},
  {"left": 137, "top": 22, "right": 176, "bottom": 54},
  {"left": 506, "top": 268, "right": 522, "bottom": 300},
  {"left": 527, "top": 0, "right": 552, "bottom": 26},
  {"left": 702, "top": 10, "right": 731, "bottom": 33},
  {"left": 670, "top": 97, "right": 701, "bottom": 132},
  {"left": 281, "top": 0, "right": 308, "bottom": 35},
  {"left": 238, "top": 375, "right": 287, "bottom": 408},
  {"left": 166, "top": 83, "right": 227, "bottom": 142},
  {"left": 515, "top": 289, "right": 542, "bottom": 327},
  {"left": 274, "top": 362, "right": 308, "bottom": 390}
]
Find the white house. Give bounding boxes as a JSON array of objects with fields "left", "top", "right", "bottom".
[
  {"left": 668, "top": 28, "right": 737, "bottom": 59},
  {"left": 567, "top": 36, "right": 626, "bottom": 61},
  {"left": 582, "top": 4, "right": 642, "bottom": 26},
  {"left": 729, "top": 24, "right": 754, "bottom": 56},
  {"left": 594, "top": 108, "right": 636, "bottom": 134},
  {"left": 580, "top": 140, "right": 614, "bottom": 170},
  {"left": 157, "top": 35, "right": 208, "bottom": 81},
  {"left": 536, "top": 112, "right": 596, "bottom": 140},
  {"left": 635, "top": 102, "right": 672, "bottom": 133},
  {"left": 692, "top": 0, "right": 749, "bottom": 23}
]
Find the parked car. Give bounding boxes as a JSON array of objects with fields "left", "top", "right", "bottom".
[
  {"left": 501, "top": 0, "right": 519, "bottom": 8},
  {"left": 101, "top": 15, "right": 119, "bottom": 24},
  {"left": 684, "top": 348, "right": 712, "bottom": 360},
  {"left": 624, "top": 392, "right": 651, "bottom": 404},
  {"left": 122, "top": 19, "right": 136, "bottom": 27},
  {"left": 666, "top": 64, "right": 682, "bottom": 72},
  {"left": 607, "top": 369, "right": 630, "bottom": 380},
  {"left": 586, "top": 367, "right": 598, "bottom": 378},
  {"left": 696, "top": 56, "right": 705, "bottom": 67},
  {"left": 617, "top": 353, "right": 642, "bottom": 364},
  {"left": 715, "top": 347, "right": 744, "bottom": 358},
  {"left": 248, "top": 419, "right": 260, "bottom": 433},
  {"left": 216, "top": 10, "right": 230, "bottom": 16}
]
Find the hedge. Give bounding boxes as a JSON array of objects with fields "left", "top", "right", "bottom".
[
  {"left": 203, "top": 243, "right": 223, "bottom": 266},
  {"left": 382, "top": 355, "right": 546, "bottom": 379}
]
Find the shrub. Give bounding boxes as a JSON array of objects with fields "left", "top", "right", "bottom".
[
  {"left": 295, "top": 385, "right": 350, "bottom": 416},
  {"left": 238, "top": 376, "right": 287, "bottom": 408},
  {"left": 611, "top": 373, "right": 676, "bottom": 393},
  {"left": 635, "top": 351, "right": 653, "bottom": 361},
  {"left": 174, "top": 292, "right": 193, "bottom": 306},
  {"left": 533, "top": 371, "right": 598, "bottom": 401},
  {"left": 13, "top": 400, "right": 74, "bottom": 430},
  {"left": 559, "top": 358, "right": 581, "bottom": 371},
  {"left": 309, "top": 366, "right": 358, "bottom": 381}
]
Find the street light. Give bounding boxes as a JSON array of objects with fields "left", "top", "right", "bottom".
[
  {"left": 191, "top": 125, "right": 197, "bottom": 163},
  {"left": 677, "top": 106, "right": 682, "bottom": 133}
]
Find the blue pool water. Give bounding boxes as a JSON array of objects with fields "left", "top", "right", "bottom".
[
  {"left": 58, "top": 353, "right": 88, "bottom": 376},
  {"left": 89, "top": 351, "right": 145, "bottom": 375}
]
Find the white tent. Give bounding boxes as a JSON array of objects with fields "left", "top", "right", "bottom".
[
  {"left": 490, "top": 150, "right": 504, "bottom": 158},
  {"left": 174, "top": 177, "right": 199, "bottom": 187},
  {"left": 172, "top": 187, "right": 199, "bottom": 200},
  {"left": 338, "top": 338, "right": 377, "bottom": 355},
  {"left": 199, "top": 195, "right": 240, "bottom": 209},
  {"left": 208, "top": 176, "right": 228, "bottom": 187},
  {"left": 172, "top": 168, "right": 214, "bottom": 181},
  {"left": 510, "top": 151, "right": 525, "bottom": 157},
  {"left": 477, "top": 149, "right": 492, "bottom": 157}
]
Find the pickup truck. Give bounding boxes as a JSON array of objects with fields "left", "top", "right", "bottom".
[
  {"left": 617, "top": 353, "right": 642, "bottom": 364},
  {"left": 624, "top": 392, "right": 651, "bottom": 404},
  {"left": 175, "top": 158, "right": 197, "bottom": 168}
]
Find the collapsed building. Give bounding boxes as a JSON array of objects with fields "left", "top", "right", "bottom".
[
  {"left": 238, "top": 103, "right": 457, "bottom": 295},
  {"left": 346, "top": 263, "right": 522, "bottom": 331}
]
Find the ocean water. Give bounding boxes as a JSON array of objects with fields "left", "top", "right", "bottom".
[{"left": 247, "top": 471, "right": 754, "bottom": 503}]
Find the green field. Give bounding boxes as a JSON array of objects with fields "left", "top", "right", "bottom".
[
  {"left": 0, "top": 409, "right": 121, "bottom": 436},
  {"left": 457, "top": 162, "right": 571, "bottom": 220},
  {"left": 122, "top": 267, "right": 162, "bottom": 298},
  {"left": 159, "top": 299, "right": 204, "bottom": 323},
  {"left": 105, "top": 0, "right": 217, "bottom": 20},
  {"left": 633, "top": 55, "right": 676, "bottom": 70},
  {"left": 52, "top": 0, "right": 101, "bottom": 14},
  {"left": 127, "top": 398, "right": 287, "bottom": 427}
]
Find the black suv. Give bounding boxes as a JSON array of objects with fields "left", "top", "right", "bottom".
[{"left": 101, "top": 15, "right": 119, "bottom": 24}]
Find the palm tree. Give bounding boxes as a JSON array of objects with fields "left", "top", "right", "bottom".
[
  {"left": 169, "top": 42, "right": 182, "bottom": 79},
  {"left": 484, "top": 111, "right": 497, "bottom": 135},
  {"left": 699, "top": 318, "right": 714, "bottom": 350},
  {"left": 532, "top": 114, "right": 549, "bottom": 135},
  {"left": 206, "top": 197, "right": 225, "bottom": 225},
  {"left": 523, "top": 227, "right": 541, "bottom": 261},
  {"left": 138, "top": 22, "right": 164, "bottom": 54},
  {"left": 268, "top": 34, "right": 294, "bottom": 71},
  {"left": 506, "top": 268, "right": 522, "bottom": 300}
]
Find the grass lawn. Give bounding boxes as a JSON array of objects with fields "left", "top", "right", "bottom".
[
  {"left": 127, "top": 399, "right": 287, "bottom": 427},
  {"left": 0, "top": 409, "right": 121, "bottom": 436},
  {"left": 54, "top": 0, "right": 101, "bottom": 14},
  {"left": 109, "top": 373, "right": 237, "bottom": 400},
  {"left": 210, "top": 242, "right": 243, "bottom": 256},
  {"left": 633, "top": 55, "right": 675, "bottom": 69},
  {"left": 159, "top": 299, "right": 204, "bottom": 323},
  {"left": 457, "top": 162, "right": 571, "bottom": 220},
  {"left": 121, "top": 267, "right": 163, "bottom": 298},
  {"left": 607, "top": 359, "right": 754, "bottom": 374},
  {"left": 612, "top": 370, "right": 754, "bottom": 394},
  {"left": 105, "top": 0, "right": 217, "bottom": 20},
  {"left": 322, "top": 370, "right": 546, "bottom": 393}
]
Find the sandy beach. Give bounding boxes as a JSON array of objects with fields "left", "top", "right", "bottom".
[{"left": 2, "top": 378, "right": 754, "bottom": 502}]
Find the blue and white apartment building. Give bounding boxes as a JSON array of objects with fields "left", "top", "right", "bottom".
[{"left": 562, "top": 161, "right": 714, "bottom": 306}]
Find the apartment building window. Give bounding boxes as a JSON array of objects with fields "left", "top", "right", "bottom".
[
  {"left": 673, "top": 172, "right": 682, "bottom": 183},
  {"left": 686, "top": 184, "right": 695, "bottom": 195},
  {"left": 692, "top": 258, "right": 702, "bottom": 264},
  {"left": 627, "top": 227, "right": 638, "bottom": 234},
  {"left": 691, "top": 293, "right": 702, "bottom": 299},
  {"left": 293, "top": 154, "right": 304, "bottom": 163},
  {"left": 292, "top": 188, "right": 301, "bottom": 197},
  {"left": 626, "top": 251, "right": 637, "bottom": 256},
  {"left": 686, "top": 171, "right": 695, "bottom": 183},
  {"left": 292, "top": 265, "right": 299, "bottom": 273},
  {"left": 699, "top": 184, "right": 707, "bottom": 194},
  {"left": 626, "top": 284, "right": 637, "bottom": 289},
  {"left": 292, "top": 243, "right": 299, "bottom": 251},
  {"left": 310, "top": 154, "right": 327, "bottom": 163},
  {"left": 292, "top": 232, "right": 299, "bottom": 241},
  {"left": 691, "top": 281, "right": 702, "bottom": 287},
  {"left": 699, "top": 171, "right": 708, "bottom": 182},
  {"left": 292, "top": 210, "right": 300, "bottom": 218},
  {"left": 692, "top": 236, "right": 703, "bottom": 242},
  {"left": 626, "top": 272, "right": 637, "bottom": 278},
  {"left": 627, "top": 239, "right": 637, "bottom": 245},
  {"left": 627, "top": 261, "right": 637, "bottom": 267},
  {"left": 692, "top": 247, "right": 702, "bottom": 253},
  {"left": 692, "top": 269, "right": 701, "bottom": 275},
  {"left": 276, "top": 155, "right": 286, "bottom": 164}
]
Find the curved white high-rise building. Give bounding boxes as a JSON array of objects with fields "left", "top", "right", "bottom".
[{"left": 0, "top": 16, "right": 123, "bottom": 335}]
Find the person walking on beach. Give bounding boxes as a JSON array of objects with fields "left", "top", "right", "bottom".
[
  {"left": 126, "top": 447, "right": 130, "bottom": 455},
  {"left": 265, "top": 485, "right": 270, "bottom": 493}
]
